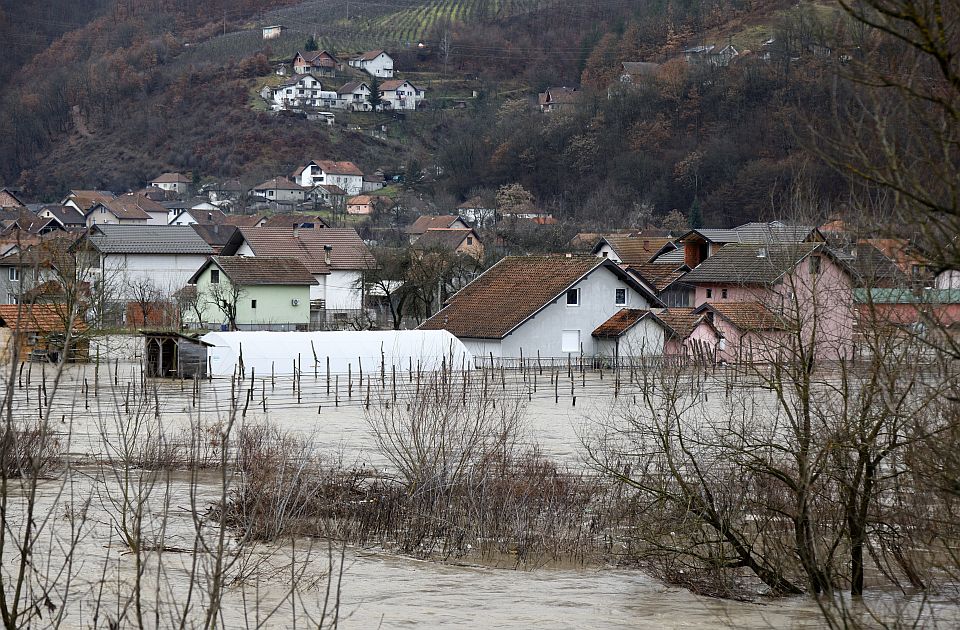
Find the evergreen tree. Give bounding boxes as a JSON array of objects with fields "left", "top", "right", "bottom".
[
  {"left": 367, "top": 75, "right": 383, "bottom": 111},
  {"left": 305, "top": 35, "right": 319, "bottom": 51},
  {"left": 688, "top": 196, "right": 703, "bottom": 229}
]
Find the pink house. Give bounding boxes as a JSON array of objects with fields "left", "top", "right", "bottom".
[{"left": 681, "top": 243, "right": 856, "bottom": 362}]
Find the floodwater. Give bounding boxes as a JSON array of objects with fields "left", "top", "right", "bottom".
[{"left": 2, "top": 355, "right": 952, "bottom": 628}]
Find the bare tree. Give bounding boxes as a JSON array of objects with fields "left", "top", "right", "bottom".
[{"left": 206, "top": 280, "right": 246, "bottom": 331}]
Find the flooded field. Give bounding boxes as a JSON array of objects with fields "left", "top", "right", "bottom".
[{"left": 3, "top": 351, "right": 956, "bottom": 628}]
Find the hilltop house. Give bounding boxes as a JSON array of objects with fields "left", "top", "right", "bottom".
[
  {"left": 683, "top": 44, "right": 739, "bottom": 67},
  {"left": 349, "top": 50, "right": 394, "bottom": 77},
  {"left": 346, "top": 195, "right": 393, "bottom": 216},
  {"left": 538, "top": 87, "right": 579, "bottom": 112},
  {"left": 457, "top": 197, "right": 496, "bottom": 227},
  {"left": 293, "top": 50, "right": 339, "bottom": 76},
  {"left": 150, "top": 173, "right": 191, "bottom": 194},
  {"left": 187, "top": 256, "right": 317, "bottom": 330},
  {"left": 379, "top": 79, "right": 425, "bottom": 110},
  {"left": 252, "top": 177, "right": 305, "bottom": 204},
  {"left": 220, "top": 226, "right": 375, "bottom": 313},
  {"left": 292, "top": 160, "right": 364, "bottom": 195},
  {"left": 266, "top": 74, "right": 338, "bottom": 111},
  {"left": 419, "top": 255, "right": 662, "bottom": 360},
  {"left": 336, "top": 81, "right": 372, "bottom": 111}
]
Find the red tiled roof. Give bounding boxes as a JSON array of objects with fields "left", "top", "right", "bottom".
[
  {"left": 316, "top": 160, "right": 363, "bottom": 177},
  {"left": 654, "top": 307, "right": 702, "bottom": 339},
  {"left": 592, "top": 309, "right": 651, "bottom": 338},
  {"left": 198, "top": 256, "right": 318, "bottom": 286},
  {"left": 231, "top": 227, "right": 375, "bottom": 273},
  {"left": 358, "top": 49, "right": 387, "bottom": 61},
  {"left": 418, "top": 255, "right": 607, "bottom": 339},
  {"left": 598, "top": 235, "right": 673, "bottom": 265},
  {"left": 413, "top": 228, "right": 478, "bottom": 250},
  {"left": 151, "top": 172, "right": 190, "bottom": 184},
  {"left": 0, "top": 304, "right": 87, "bottom": 333},
  {"left": 406, "top": 215, "right": 462, "bottom": 234}
]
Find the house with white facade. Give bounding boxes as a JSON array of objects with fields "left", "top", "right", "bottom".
[
  {"left": 292, "top": 160, "right": 364, "bottom": 195},
  {"left": 348, "top": 50, "right": 394, "bottom": 77},
  {"left": 150, "top": 173, "right": 191, "bottom": 194},
  {"left": 336, "top": 81, "right": 372, "bottom": 111},
  {"left": 266, "top": 74, "right": 338, "bottom": 111},
  {"left": 77, "top": 225, "right": 214, "bottom": 310},
  {"left": 252, "top": 177, "right": 305, "bottom": 203},
  {"left": 418, "top": 255, "right": 663, "bottom": 360},
  {"left": 220, "top": 226, "right": 375, "bottom": 313},
  {"left": 379, "top": 79, "right": 425, "bottom": 110},
  {"left": 62, "top": 190, "right": 116, "bottom": 215},
  {"left": 86, "top": 193, "right": 167, "bottom": 227}
]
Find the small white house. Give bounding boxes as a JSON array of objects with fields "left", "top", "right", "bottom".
[
  {"left": 252, "top": 177, "right": 305, "bottom": 203},
  {"left": 349, "top": 50, "right": 394, "bottom": 78},
  {"left": 292, "top": 160, "right": 364, "bottom": 195},
  {"left": 419, "top": 255, "right": 663, "bottom": 360},
  {"left": 267, "top": 74, "right": 338, "bottom": 111},
  {"left": 262, "top": 25, "right": 286, "bottom": 40},
  {"left": 336, "top": 81, "right": 372, "bottom": 111},
  {"left": 379, "top": 79, "right": 424, "bottom": 110},
  {"left": 150, "top": 173, "right": 191, "bottom": 194}
]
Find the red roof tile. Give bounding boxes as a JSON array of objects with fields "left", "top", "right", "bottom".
[
  {"left": 592, "top": 309, "right": 651, "bottom": 338},
  {"left": 0, "top": 304, "right": 87, "bottom": 333}
]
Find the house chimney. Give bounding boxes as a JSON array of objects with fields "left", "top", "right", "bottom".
[
  {"left": 293, "top": 224, "right": 300, "bottom": 239},
  {"left": 324, "top": 244, "right": 332, "bottom": 265}
]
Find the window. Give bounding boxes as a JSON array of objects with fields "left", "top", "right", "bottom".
[
  {"left": 8, "top": 267, "right": 18, "bottom": 282},
  {"left": 565, "top": 288, "right": 579, "bottom": 306},
  {"left": 602, "top": 251, "right": 608, "bottom": 258},
  {"left": 251, "top": 299, "right": 257, "bottom": 309},
  {"left": 210, "top": 269, "right": 220, "bottom": 284},
  {"left": 615, "top": 288, "right": 627, "bottom": 306},
  {"left": 721, "top": 288, "right": 728, "bottom": 299},
  {"left": 808, "top": 255, "right": 821, "bottom": 274},
  {"left": 7, "top": 293, "right": 17, "bottom": 305},
  {"left": 561, "top": 330, "right": 581, "bottom": 353},
  {"left": 706, "top": 288, "right": 713, "bottom": 299},
  {"left": 466, "top": 237, "right": 473, "bottom": 245}
]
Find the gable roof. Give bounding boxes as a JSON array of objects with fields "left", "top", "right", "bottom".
[
  {"left": 315, "top": 184, "right": 347, "bottom": 196},
  {"left": 0, "top": 188, "right": 26, "bottom": 208},
  {"left": 171, "top": 208, "right": 228, "bottom": 225},
  {"left": 681, "top": 243, "right": 827, "bottom": 285},
  {"left": 655, "top": 307, "right": 703, "bottom": 339},
  {"left": 694, "top": 302, "right": 789, "bottom": 332},
  {"left": 593, "top": 234, "right": 673, "bottom": 265},
  {"left": 626, "top": 263, "right": 690, "bottom": 292},
  {"left": 253, "top": 176, "right": 303, "bottom": 192},
  {"left": 297, "top": 49, "right": 338, "bottom": 66},
  {"left": 538, "top": 86, "right": 579, "bottom": 106},
  {"left": 151, "top": 172, "right": 190, "bottom": 184},
  {"left": 679, "top": 221, "right": 819, "bottom": 245},
  {"left": 190, "top": 256, "right": 318, "bottom": 286},
  {"left": 262, "top": 212, "right": 329, "bottom": 228},
  {"left": 621, "top": 61, "right": 661, "bottom": 78},
  {"left": 220, "top": 214, "right": 265, "bottom": 227},
  {"left": 418, "top": 255, "right": 661, "bottom": 339},
  {"left": 65, "top": 190, "right": 115, "bottom": 212},
  {"left": 92, "top": 199, "right": 151, "bottom": 221},
  {"left": 357, "top": 49, "right": 389, "bottom": 61},
  {"left": 38, "top": 205, "right": 86, "bottom": 226},
  {"left": 190, "top": 223, "right": 238, "bottom": 251},
  {"left": 223, "top": 227, "right": 375, "bottom": 273},
  {"left": 337, "top": 81, "right": 369, "bottom": 95},
  {"left": 406, "top": 215, "right": 463, "bottom": 234},
  {"left": 316, "top": 160, "right": 363, "bottom": 176},
  {"left": 379, "top": 79, "right": 418, "bottom": 92},
  {"left": 85, "top": 225, "right": 214, "bottom": 255}
]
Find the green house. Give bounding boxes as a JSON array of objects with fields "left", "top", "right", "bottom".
[{"left": 187, "top": 256, "right": 317, "bottom": 330}]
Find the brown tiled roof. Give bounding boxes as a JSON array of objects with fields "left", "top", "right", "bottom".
[
  {"left": 220, "top": 214, "right": 265, "bottom": 227},
  {"left": 151, "top": 172, "right": 190, "bottom": 184},
  {"left": 191, "top": 224, "right": 238, "bottom": 252},
  {"left": 262, "top": 213, "right": 329, "bottom": 228},
  {"left": 626, "top": 263, "right": 688, "bottom": 292},
  {"left": 95, "top": 197, "right": 152, "bottom": 220},
  {"left": 406, "top": 215, "right": 462, "bottom": 235},
  {"left": 337, "top": 81, "right": 368, "bottom": 95},
  {"left": 198, "top": 256, "right": 317, "bottom": 286},
  {"left": 316, "top": 160, "right": 363, "bottom": 176},
  {"left": 418, "top": 256, "right": 612, "bottom": 339},
  {"left": 358, "top": 49, "right": 387, "bottom": 61},
  {"left": 253, "top": 176, "right": 303, "bottom": 191},
  {"left": 66, "top": 190, "right": 115, "bottom": 212},
  {"left": 226, "top": 227, "right": 375, "bottom": 273},
  {"left": 598, "top": 235, "right": 673, "bottom": 265},
  {"left": 696, "top": 302, "right": 788, "bottom": 331},
  {"left": 298, "top": 50, "right": 337, "bottom": 66},
  {"left": 654, "top": 307, "right": 701, "bottom": 339},
  {"left": 592, "top": 308, "right": 651, "bottom": 338},
  {"left": 379, "top": 79, "right": 418, "bottom": 92},
  {"left": 539, "top": 86, "right": 579, "bottom": 106},
  {"left": 0, "top": 304, "right": 87, "bottom": 333},
  {"left": 316, "top": 184, "right": 347, "bottom": 196}
]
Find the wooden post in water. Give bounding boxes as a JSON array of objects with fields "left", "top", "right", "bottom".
[
  {"left": 326, "top": 356, "right": 331, "bottom": 395},
  {"left": 348, "top": 363, "right": 353, "bottom": 398},
  {"left": 335, "top": 374, "right": 339, "bottom": 407}
]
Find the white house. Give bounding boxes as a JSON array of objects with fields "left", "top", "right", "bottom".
[
  {"left": 336, "top": 81, "right": 372, "bottom": 111},
  {"left": 266, "top": 74, "right": 339, "bottom": 111},
  {"left": 379, "top": 79, "right": 424, "bottom": 110},
  {"left": 150, "top": 172, "right": 191, "bottom": 194},
  {"left": 221, "top": 226, "right": 375, "bottom": 311},
  {"left": 80, "top": 224, "right": 214, "bottom": 304},
  {"left": 419, "top": 255, "right": 663, "bottom": 360},
  {"left": 252, "top": 177, "right": 305, "bottom": 203},
  {"left": 292, "top": 160, "right": 364, "bottom": 195},
  {"left": 86, "top": 193, "right": 167, "bottom": 227},
  {"left": 349, "top": 50, "right": 394, "bottom": 78},
  {"left": 262, "top": 25, "right": 285, "bottom": 40}
]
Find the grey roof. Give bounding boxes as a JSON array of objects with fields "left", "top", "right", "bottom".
[
  {"left": 681, "top": 243, "right": 822, "bottom": 284},
  {"left": 650, "top": 247, "right": 685, "bottom": 265},
  {"left": 86, "top": 225, "right": 213, "bottom": 254},
  {"left": 681, "top": 222, "right": 818, "bottom": 245}
]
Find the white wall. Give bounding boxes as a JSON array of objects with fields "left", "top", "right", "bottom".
[
  {"left": 102, "top": 253, "right": 210, "bottom": 299},
  {"left": 496, "top": 267, "right": 650, "bottom": 358},
  {"left": 936, "top": 269, "right": 960, "bottom": 289},
  {"left": 325, "top": 270, "right": 362, "bottom": 309},
  {"left": 595, "top": 242, "right": 618, "bottom": 262},
  {"left": 594, "top": 318, "right": 665, "bottom": 359}
]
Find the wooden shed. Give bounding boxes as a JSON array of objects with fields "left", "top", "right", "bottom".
[
  {"left": 0, "top": 304, "right": 89, "bottom": 363},
  {"left": 142, "top": 332, "right": 210, "bottom": 379}
]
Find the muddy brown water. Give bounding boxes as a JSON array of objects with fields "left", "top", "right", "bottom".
[{"left": 3, "top": 359, "right": 956, "bottom": 627}]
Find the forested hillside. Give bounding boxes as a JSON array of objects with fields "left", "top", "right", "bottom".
[{"left": 2, "top": 0, "right": 857, "bottom": 227}]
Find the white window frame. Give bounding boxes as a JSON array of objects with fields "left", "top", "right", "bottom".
[
  {"left": 8, "top": 267, "right": 19, "bottom": 282},
  {"left": 615, "top": 287, "right": 627, "bottom": 306},
  {"left": 565, "top": 288, "right": 580, "bottom": 307}
]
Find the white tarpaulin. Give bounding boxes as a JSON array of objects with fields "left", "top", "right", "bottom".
[{"left": 199, "top": 330, "right": 473, "bottom": 377}]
